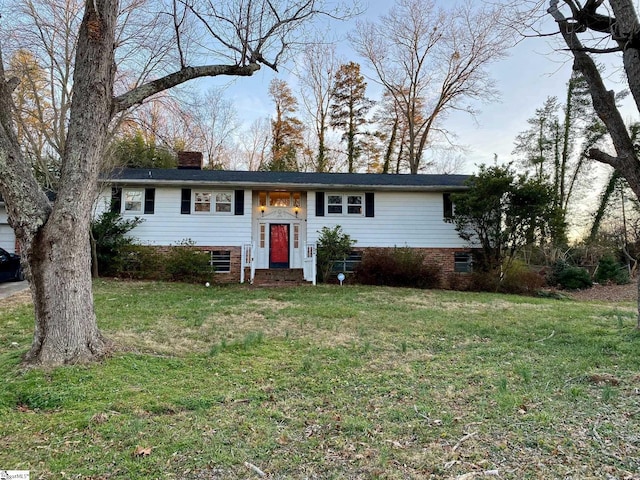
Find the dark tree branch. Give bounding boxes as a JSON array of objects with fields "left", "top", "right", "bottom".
[
  {"left": 549, "top": 1, "right": 636, "bottom": 163},
  {"left": 112, "top": 63, "right": 260, "bottom": 113},
  {"left": 561, "top": 45, "right": 623, "bottom": 53},
  {"left": 586, "top": 147, "right": 622, "bottom": 167},
  {"left": 172, "top": 0, "right": 188, "bottom": 69}
]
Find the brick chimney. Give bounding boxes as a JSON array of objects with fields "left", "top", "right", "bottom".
[{"left": 177, "top": 151, "right": 203, "bottom": 170}]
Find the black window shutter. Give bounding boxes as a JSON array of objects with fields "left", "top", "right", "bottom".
[
  {"left": 365, "top": 192, "right": 375, "bottom": 217},
  {"left": 111, "top": 187, "right": 122, "bottom": 213},
  {"left": 144, "top": 188, "right": 155, "bottom": 214},
  {"left": 234, "top": 189, "right": 244, "bottom": 215},
  {"left": 181, "top": 188, "right": 191, "bottom": 214},
  {"left": 443, "top": 193, "right": 453, "bottom": 219},
  {"left": 315, "top": 192, "right": 325, "bottom": 217}
]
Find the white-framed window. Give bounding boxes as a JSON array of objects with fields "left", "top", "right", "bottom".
[
  {"left": 215, "top": 192, "right": 232, "bottom": 212},
  {"left": 124, "top": 189, "right": 144, "bottom": 213},
  {"left": 327, "top": 194, "right": 363, "bottom": 215},
  {"left": 194, "top": 192, "right": 212, "bottom": 212},
  {"left": 193, "top": 191, "right": 232, "bottom": 214},
  {"left": 347, "top": 195, "right": 363, "bottom": 214},
  {"left": 327, "top": 194, "right": 343, "bottom": 214}
]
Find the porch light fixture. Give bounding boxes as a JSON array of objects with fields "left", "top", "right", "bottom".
[
  {"left": 294, "top": 206, "right": 299, "bottom": 217},
  {"left": 260, "top": 205, "right": 265, "bottom": 216}
]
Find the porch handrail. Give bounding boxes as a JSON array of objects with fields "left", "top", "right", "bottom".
[
  {"left": 250, "top": 241, "right": 256, "bottom": 283},
  {"left": 241, "top": 243, "right": 255, "bottom": 284},
  {"left": 304, "top": 242, "right": 317, "bottom": 286}
]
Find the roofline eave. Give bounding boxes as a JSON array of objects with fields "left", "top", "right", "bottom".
[{"left": 102, "top": 179, "right": 468, "bottom": 191}]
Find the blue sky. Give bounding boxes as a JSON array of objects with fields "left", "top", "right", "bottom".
[{"left": 200, "top": 0, "right": 636, "bottom": 175}]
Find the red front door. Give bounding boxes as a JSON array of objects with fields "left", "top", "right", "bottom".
[{"left": 269, "top": 224, "right": 290, "bottom": 268}]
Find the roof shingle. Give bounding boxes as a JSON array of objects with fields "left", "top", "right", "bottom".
[{"left": 106, "top": 168, "right": 469, "bottom": 191}]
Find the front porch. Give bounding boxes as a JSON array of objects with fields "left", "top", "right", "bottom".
[{"left": 241, "top": 242, "right": 316, "bottom": 285}]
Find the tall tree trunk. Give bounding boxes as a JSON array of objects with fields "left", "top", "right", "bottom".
[
  {"left": 23, "top": 218, "right": 109, "bottom": 364},
  {"left": 21, "top": 0, "right": 118, "bottom": 365},
  {"left": 589, "top": 170, "right": 622, "bottom": 241},
  {"left": 317, "top": 117, "right": 327, "bottom": 173},
  {"left": 382, "top": 119, "right": 398, "bottom": 174}
]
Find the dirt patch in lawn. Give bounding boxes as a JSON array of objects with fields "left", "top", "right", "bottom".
[
  {"left": 0, "top": 290, "right": 31, "bottom": 310},
  {"left": 567, "top": 281, "right": 637, "bottom": 303}
]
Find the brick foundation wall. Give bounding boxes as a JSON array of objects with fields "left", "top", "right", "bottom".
[
  {"left": 122, "top": 244, "right": 473, "bottom": 288},
  {"left": 352, "top": 246, "right": 474, "bottom": 289},
  {"left": 207, "top": 246, "right": 242, "bottom": 284},
  {"left": 137, "top": 245, "right": 243, "bottom": 284}
]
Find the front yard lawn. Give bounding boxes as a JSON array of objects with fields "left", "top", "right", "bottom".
[{"left": 0, "top": 280, "right": 639, "bottom": 479}]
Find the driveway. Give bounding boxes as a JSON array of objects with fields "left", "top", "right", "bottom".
[{"left": 0, "top": 280, "right": 29, "bottom": 300}]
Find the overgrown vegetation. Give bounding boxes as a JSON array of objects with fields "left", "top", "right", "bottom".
[
  {"left": 0, "top": 281, "right": 638, "bottom": 479},
  {"left": 316, "top": 225, "right": 355, "bottom": 282},
  {"left": 468, "top": 259, "right": 546, "bottom": 295},
  {"left": 450, "top": 163, "right": 560, "bottom": 273},
  {"left": 91, "top": 211, "right": 143, "bottom": 277},
  {"left": 164, "top": 240, "right": 214, "bottom": 283},
  {"left": 95, "top": 235, "right": 214, "bottom": 284},
  {"left": 355, "top": 247, "right": 441, "bottom": 288}
]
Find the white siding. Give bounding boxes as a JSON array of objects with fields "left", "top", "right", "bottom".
[
  {"left": 96, "top": 186, "right": 465, "bottom": 249},
  {"left": 307, "top": 191, "right": 465, "bottom": 248},
  {"left": 97, "top": 187, "right": 252, "bottom": 246},
  {"left": 0, "top": 205, "right": 15, "bottom": 252}
]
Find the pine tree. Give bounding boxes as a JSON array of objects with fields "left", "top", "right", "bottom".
[
  {"left": 330, "top": 62, "right": 372, "bottom": 173},
  {"left": 267, "top": 79, "right": 304, "bottom": 171}
]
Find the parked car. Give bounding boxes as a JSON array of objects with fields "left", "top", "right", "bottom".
[{"left": 0, "top": 247, "right": 24, "bottom": 282}]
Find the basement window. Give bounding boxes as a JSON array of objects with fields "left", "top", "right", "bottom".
[
  {"left": 209, "top": 250, "right": 231, "bottom": 273},
  {"left": 454, "top": 252, "right": 473, "bottom": 273}
]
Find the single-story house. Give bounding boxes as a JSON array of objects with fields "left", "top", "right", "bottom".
[{"left": 96, "top": 153, "right": 472, "bottom": 285}]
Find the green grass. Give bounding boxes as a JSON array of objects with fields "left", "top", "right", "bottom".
[{"left": 1, "top": 279, "right": 639, "bottom": 479}]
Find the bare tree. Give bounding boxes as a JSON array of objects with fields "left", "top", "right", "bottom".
[
  {"left": 7, "top": 0, "right": 83, "bottom": 181},
  {"left": 6, "top": 0, "right": 181, "bottom": 187},
  {"left": 239, "top": 117, "right": 272, "bottom": 171},
  {"left": 185, "top": 88, "right": 240, "bottom": 169},
  {"left": 352, "top": 0, "right": 513, "bottom": 174},
  {"left": 7, "top": 49, "right": 59, "bottom": 188},
  {"left": 297, "top": 43, "right": 339, "bottom": 172},
  {"left": 0, "top": 0, "right": 353, "bottom": 366}
]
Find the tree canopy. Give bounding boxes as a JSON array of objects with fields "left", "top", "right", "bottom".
[{"left": 450, "top": 163, "right": 560, "bottom": 273}]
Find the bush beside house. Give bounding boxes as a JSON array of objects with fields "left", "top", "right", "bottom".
[{"left": 354, "top": 247, "right": 441, "bottom": 289}]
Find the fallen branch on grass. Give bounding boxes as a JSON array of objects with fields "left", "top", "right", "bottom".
[
  {"left": 452, "top": 431, "right": 478, "bottom": 452},
  {"left": 534, "top": 330, "right": 555, "bottom": 343},
  {"left": 456, "top": 470, "right": 500, "bottom": 479},
  {"left": 244, "top": 461, "right": 266, "bottom": 477}
]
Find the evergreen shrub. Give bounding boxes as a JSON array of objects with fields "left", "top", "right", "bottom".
[{"left": 594, "top": 255, "right": 630, "bottom": 285}]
